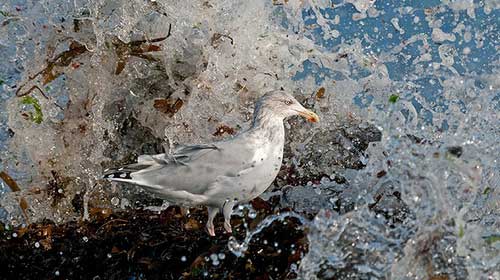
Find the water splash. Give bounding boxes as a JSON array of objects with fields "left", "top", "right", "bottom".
[
  {"left": 228, "top": 206, "right": 308, "bottom": 257},
  {"left": 0, "top": 0, "right": 498, "bottom": 278}
]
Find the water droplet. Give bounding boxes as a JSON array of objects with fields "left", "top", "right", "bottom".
[
  {"left": 55, "top": 271, "right": 60, "bottom": 276},
  {"left": 107, "top": 253, "right": 112, "bottom": 258},
  {"left": 111, "top": 197, "right": 120, "bottom": 206},
  {"left": 218, "top": 253, "right": 225, "bottom": 260},
  {"left": 181, "top": 256, "right": 187, "bottom": 262},
  {"left": 12, "top": 232, "right": 17, "bottom": 238},
  {"left": 209, "top": 253, "right": 218, "bottom": 261},
  {"left": 228, "top": 236, "right": 247, "bottom": 257},
  {"left": 34, "top": 242, "right": 40, "bottom": 248},
  {"left": 248, "top": 209, "right": 257, "bottom": 219},
  {"left": 82, "top": 236, "right": 88, "bottom": 242}
]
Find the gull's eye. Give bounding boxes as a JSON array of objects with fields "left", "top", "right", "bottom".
[{"left": 284, "top": 100, "right": 293, "bottom": 105}]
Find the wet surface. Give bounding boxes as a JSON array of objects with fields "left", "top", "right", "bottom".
[{"left": 0, "top": 199, "right": 307, "bottom": 280}]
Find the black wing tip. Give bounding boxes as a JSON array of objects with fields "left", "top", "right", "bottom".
[{"left": 103, "top": 170, "right": 132, "bottom": 180}]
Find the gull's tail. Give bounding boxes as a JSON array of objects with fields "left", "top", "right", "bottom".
[
  {"left": 103, "top": 154, "right": 166, "bottom": 184},
  {"left": 103, "top": 168, "right": 133, "bottom": 181}
]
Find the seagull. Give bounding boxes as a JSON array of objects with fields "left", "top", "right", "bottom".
[{"left": 103, "top": 90, "right": 319, "bottom": 236}]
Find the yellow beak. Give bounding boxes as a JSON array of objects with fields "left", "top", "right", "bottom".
[{"left": 298, "top": 110, "right": 320, "bottom": 123}]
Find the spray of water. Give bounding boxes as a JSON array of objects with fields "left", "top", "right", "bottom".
[{"left": 0, "top": 0, "right": 498, "bottom": 278}]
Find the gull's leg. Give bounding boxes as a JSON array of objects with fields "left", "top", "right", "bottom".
[
  {"left": 222, "top": 201, "right": 236, "bottom": 234},
  {"left": 206, "top": 206, "right": 218, "bottom": 236}
]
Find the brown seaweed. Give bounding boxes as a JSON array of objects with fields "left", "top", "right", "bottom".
[
  {"left": 211, "top": 33, "right": 234, "bottom": 48},
  {"left": 315, "top": 87, "right": 325, "bottom": 99},
  {"left": 0, "top": 171, "right": 30, "bottom": 223},
  {"left": 213, "top": 125, "right": 236, "bottom": 137},
  {"left": 113, "top": 24, "right": 172, "bottom": 75},
  {"left": 0, "top": 204, "right": 307, "bottom": 279},
  {"left": 153, "top": 97, "right": 184, "bottom": 117},
  {"left": 15, "top": 41, "right": 88, "bottom": 98}
]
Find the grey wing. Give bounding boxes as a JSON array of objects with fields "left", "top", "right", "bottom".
[{"left": 130, "top": 139, "right": 255, "bottom": 195}]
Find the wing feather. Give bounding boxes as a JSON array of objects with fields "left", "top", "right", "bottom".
[{"left": 104, "top": 137, "right": 256, "bottom": 201}]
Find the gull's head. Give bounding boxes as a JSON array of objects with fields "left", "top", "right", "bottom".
[{"left": 255, "top": 90, "right": 319, "bottom": 123}]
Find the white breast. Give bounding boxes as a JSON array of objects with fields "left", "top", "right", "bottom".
[
  {"left": 241, "top": 136, "right": 284, "bottom": 201},
  {"left": 204, "top": 120, "right": 285, "bottom": 205}
]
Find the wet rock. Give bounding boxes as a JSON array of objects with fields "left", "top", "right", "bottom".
[
  {"left": 130, "top": 64, "right": 175, "bottom": 99},
  {"left": 171, "top": 45, "right": 205, "bottom": 82},
  {"left": 102, "top": 111, "right": 164, "bottom": 164},
  {"left": 284, "top": 122, "right": 382, "bottom": 180},
  {"left": 273, "top": 122, "right": 382, "bottom": 217},
  {"left": 71, "top": 191, "right": 84, "bottom": 214},
  {"left": 392, "top": 228, "right": 469, "bottom": 280},
  {"left": 46, "top": 170, "right": 72, "bottom": 207},
  {"left": 368, "top": 180, "right": 412, "bottom": 226},
  {"left": 280, "top": 180, "right": 346, "bottom": 215}
]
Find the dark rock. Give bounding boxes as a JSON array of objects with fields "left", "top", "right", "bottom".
[
  {"left": 368, "top": 180, "right": 412, "bottom": 226},
  {"left": 102, "top": 111, "right": 164, "bottom": 164},
  {"left": 283, "top": 122, "right": 382, "bottom": 179},
  {"left": 71, "top": 191, "right": 84, "bottom": 214},
  {"left": 130, "top": 64, "right": 174, "bottom": 99}
]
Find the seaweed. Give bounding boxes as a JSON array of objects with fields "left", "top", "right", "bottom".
[
  {"left": 211, "top": 33, "right": 234, "bottom": 48},
  {"left": 482, "top": 187, "right": 491, "bottom": 195},
  {"left": 113, "top": 24, "right": 172, "bottom": 75},
  {"left": 153, "top": 98, "right": 184, "bottom": 117},
  {"left": 15, "top": 41, "right": 88, "bottom": 98},
  {"left": 388, "top": 94, "right": 399, "bottom": 103},
  {"left": 315, "top": 87, "right": 325, "bottom": 99},
  {"left": 213, "top": 125, "right": 236, "bottom": 137},
  {"left": 46, "top": 171, "right": 71, "bottom": 206},
  {"left": 0, "top": 204, "right": 307, "bottom": 279},
  {"left": 0, "top": 171, "right": 30, "bottom": 224},
  {"left": 458, "top": 225, "right": 464, "bottom": 238},
  {"left": 484, "top": 235, "right": 500, "bottom": 245},
  {"left": 21, "top": 96, "right": 43, "bottom": 124},
  {"left": 15, "top": 23, "right": 172, "bottom": 97}
]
